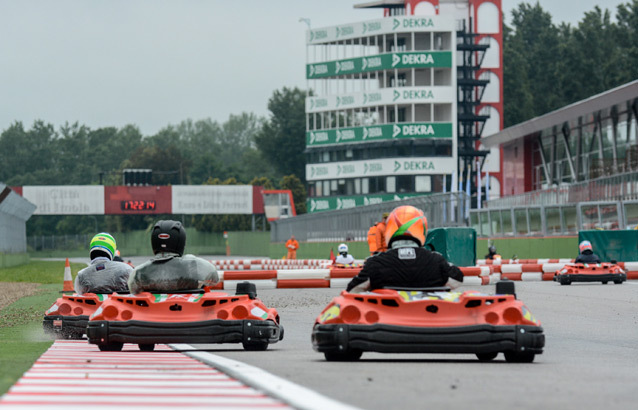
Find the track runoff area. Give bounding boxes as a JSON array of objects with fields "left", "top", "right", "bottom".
[{"left": 3, "top": 257, "right": 638, "bottom": 409}]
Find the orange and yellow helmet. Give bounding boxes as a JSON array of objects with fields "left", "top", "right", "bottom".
[{"left": 385, "top": 205, "right": 428, "bottom": 247}]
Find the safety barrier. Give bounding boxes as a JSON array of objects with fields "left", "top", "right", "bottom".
[
  {"left": 208, "top": 262, "right": 638, "bottom": 289},
  {"left": 477, "top": 258, "right": 575, "bottom": 265}
]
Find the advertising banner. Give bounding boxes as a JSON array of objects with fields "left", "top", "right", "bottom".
[
  {"left": 172, "top": 185, "right": 253, "bottom": 214},
  {"left": 306, "top": 86, "right": 454, "bottom": 113},
  {"left": 306, "top": 157, "right": 456, "bottom": 181},
  {"left": 22, "top": 186, "right": 105, "bottom": 215},
  {"left": 307, "top": 16, "right": 455, "bottom": 44},
  {"left": 307, "top": 51, "right": 452, "bottom": 79},
  {"left": 306, "top": 122, "right": 453, "bottom": 146},
  {"left": 307, "top": 193, "right": 425, "bottom": 213}
]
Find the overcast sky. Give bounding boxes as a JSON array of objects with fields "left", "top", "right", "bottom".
[{"left": 0, "top": 0, "right": 628, "bottom": 136}]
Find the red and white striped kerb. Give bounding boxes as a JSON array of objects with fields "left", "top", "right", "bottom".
[{"left": 0, "top": 340, "right": 292, "bottom": 409}]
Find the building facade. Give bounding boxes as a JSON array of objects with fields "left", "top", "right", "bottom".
[{"left": 304, "top": 0, "right": 503, "bottom": 213}]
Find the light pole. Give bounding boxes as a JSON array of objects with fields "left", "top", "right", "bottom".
[{"left": 299, "top": 18, "right": 311, "bottom": 29}]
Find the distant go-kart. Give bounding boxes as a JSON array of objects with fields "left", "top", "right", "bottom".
[
  {"left": 43, "top": 293, "right": 108, "bottom": 339},
  {"left": 554, "top": 262, "right": 627, "bottom": 285},
  {"left": 87, "top": 282, "right": 283, "bottom": 352},
  {"left": 312, "top": 281, "right": 544, "bottom": 362}
]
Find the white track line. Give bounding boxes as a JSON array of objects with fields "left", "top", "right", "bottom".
[{"left": 172, "top": 344, "right": 361, "bottom": 410}]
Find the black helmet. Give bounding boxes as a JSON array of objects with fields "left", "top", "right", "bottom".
[
  {"left": 488, "top": 245, "right": 496, "bottom": 253},
  {"left": 151, "top": 220, "right": 186, "bottom": 256}
]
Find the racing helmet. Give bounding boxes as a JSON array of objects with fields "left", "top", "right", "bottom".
[
  {"left": 385, "top": 205, "right": 428, "bottom": 247},
  {"left": 89, "top": 233, "right": 116, "bottom": 260},
  {"left": 151, "top": 220, "right": 186, "bottom": 256},
  {"left": 579, "top": 240, "right": 593, "bottom": 253},
  {"left": 338, "top": 243, "right": 348, "bottom": 254},
  {"left": 488, "top": 245, "right": 496, "bottom": 254}
]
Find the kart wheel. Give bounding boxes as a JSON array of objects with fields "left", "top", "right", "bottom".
[
  {"left": 613, "top": 280, "right": 623, "bottom": 285},
  {"left": 65, "top": 331, "right": 84, "bottom": 340},
  {"left": 98, "top": 343, "right": 124, "bottom": 352},
  {"left": 476, "top": 352, "right": 498, "bottom": 361},
  {"left": 504, "top": 350, "right": 535, "bottom": 363},
  {"left": 138, "top": 344, "right": 155, "bottom": 352},
  {"left": 560, "top": 279, "right": 571, "bottom": 286},
  {"left": 243, "top": 341, "right": 269, "bottom": 351},
  {"left": 324, "top": 349, "right": 363, "bottom": 362},
  {"left": 602, "top": 281, "right": 608, "bottom": 285},
  {"left": 279, "top": 325, "right": 285, "bottom": 341}
]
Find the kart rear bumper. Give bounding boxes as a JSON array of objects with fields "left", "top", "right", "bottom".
[
  {"left": 43, "top": 315, "right": 89, "bottom": 338},
  {"left": 555, "top": 273, "right": 626, "bottom": 283},
  {"left": 312, "top": 323, "right": 544, "bottom": 355},
  {"left": 87, "top": 319, "right": 281, "bottom": 346}
]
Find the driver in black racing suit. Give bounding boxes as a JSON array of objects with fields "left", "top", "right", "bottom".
[{"left": 347, "top": 205, "right": 463, "bottom": 293}]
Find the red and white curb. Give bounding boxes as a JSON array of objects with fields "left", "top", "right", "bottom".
[{"left": 0, "top": 340, "right": 358, "bottom": 410}]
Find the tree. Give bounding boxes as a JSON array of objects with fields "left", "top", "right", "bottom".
[
  {"left": 279, "top": 174, "right": 307, "bottom": 215},
  {"left": 255, "top": 87, "right": 308, "bottom": 180}
]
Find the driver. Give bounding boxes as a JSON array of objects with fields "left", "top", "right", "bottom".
[
  {"left": 575, "top": 240, "right": 601, "bottom": 264},
  {"left": 485, "top": 245, "right": 501, "bottom": 260},
  {"left": 335, "top": 243, "right": 355, "bottom": 265},
  {"left": 346, "top": 205, "right": 463, "bottom": 293},
  {"left": 127, "top": 220, "right": 218, "bottom": 293},
  {"left": 74, "top": 233, "right": 133, "bottom": 295}
]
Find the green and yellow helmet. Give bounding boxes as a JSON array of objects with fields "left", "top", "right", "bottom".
[{"left": 89, "top": 233, "right": 116, "bottom": 260}]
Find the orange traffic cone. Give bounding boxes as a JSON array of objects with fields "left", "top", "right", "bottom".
[
  {"left": 329, "top": 248, "right": 336, "bottom": 263},
  {"left": 62, "top": 258, "right": 74, "bottom": 293}
]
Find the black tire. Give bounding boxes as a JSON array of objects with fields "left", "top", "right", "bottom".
[
  {"left": 139, "top": 344, "right": 155, "bottom": 352},
  {"left": 98, "top": 343, "right": 124, "bottom": 352},
  {"left": 602, "top": 281, "right": 608, "bottom": 285},
  {"left": 613, "top": 280, "right": 623, "bottom": 285},
  {"left": 476, "top": 352, "right": 498, "bottom": 361},
  {"left": 279, "top": 325, "right": 285, "bottom": 341},
  {"left": 324, "top": 349, "right": 363, "bottom": 362},
  {"left": 504, "top": 350, "right": 535, "bottom": 363},
  {"left": 242, "top": 341, "right": 269, "bottom": 351},
  {"left": 560, "top": 279, "right": 571, "bottom": 286}
]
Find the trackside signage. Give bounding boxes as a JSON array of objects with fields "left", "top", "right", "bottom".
[
  {"left": 308, "top": 193, "right": 425, "bottom": 213},
  {"left": 306, "top": 16, "right": 455, "bottom": 44},
  {"left": 307, "top": 51, "right": 452, "bottom": 79},
  {"left": 306, "top": 122, "right": 453, "bottom": 146},
  {"left": 306, "top": 86, "right": 454, "bottom": 113},
  {"left": 23, "top": 186, "right": 105, "bottom": 215},
  {"left": 306, "top": 157, "right": 455, "bottom": 181},
  {"left": 172, "top": 186, "right": 253, "bottom": 214}
]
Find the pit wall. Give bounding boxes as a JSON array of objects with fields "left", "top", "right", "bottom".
[{"left": 0, "top": 253, "right": 30, "bottom": 268}]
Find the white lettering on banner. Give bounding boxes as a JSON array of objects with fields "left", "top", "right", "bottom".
[
  {"left": 403, "top": 124, "right": 435, "bottom": 136},
  {"left": 340, "top": 61, "right": 355, "bottom": 71},
  {"left": 403, "top": 90, "right": 434, "bottom": 99},
  {"left": 340, "top": 129, "right": 356, "bottom": 141},
  {"left": 367, "top": 127, "right": 383, "bottom": 138},
  {"left": 342, "top": 198, "right": 356, "bottom": 209},
  {"left": 368, "top": 197, "right": 383, "bottom": 205},
  {"left": 314, "top": 132, "right": 328, "bottom": 142},
  {"left": 403, "top": 54, "right": 434, "bottom": 65},
  {"left": 172, "top": 186, "right": 252, "bottom": 214},
  {"left": 314, "top": 64, "right": 328, "bottom": 74},
  {"left": 315, "top": 200, "right": 329, "bottom": 210},
  {"left": 366, "top": 57, "right": 382, "bottom": 68},
  {"left": 392, "top": 124, "right": 401, "bottom": 138},
  {"left": 24, "top": 186, "right": 105, "bottom": 215}
]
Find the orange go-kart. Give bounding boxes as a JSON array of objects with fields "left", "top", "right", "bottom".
[
  {"left": 43, "top": 293, "right": 109, "bottom": 339},
  {"left": 312, "top": 281, "right": 544, "bottom": 362},
  {"left": 554, "top": 262, "right": 626, "bottom": 285},
  {"left": 87, "top": 282, "right": 283, "bottom": 352}
]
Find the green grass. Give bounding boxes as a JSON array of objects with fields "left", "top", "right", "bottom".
[{"left": 0, "top": 261, "right": 83, "bottom": 395}]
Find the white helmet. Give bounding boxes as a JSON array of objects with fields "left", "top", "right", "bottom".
[{"left": 338, "top": 243, "right": 348, "bottom": 254}]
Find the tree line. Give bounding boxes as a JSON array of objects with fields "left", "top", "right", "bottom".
[
  {"left": 0, "top": 88, "right": 307, "bottom": 235},
  {"left": 503, "top": 1, "right": 638, "bottom": 127}
]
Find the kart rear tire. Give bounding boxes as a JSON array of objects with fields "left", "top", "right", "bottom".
[
  {"left": 560, "top": 279, "right": 571, "bottom": 286},
  {"left": 613, "top": 280, "right": 623, "bottom": 284},
  {"left": 139, "top": 344, "right": 155, "bottom": 352},
  {"left": 504, "top": 350, "right": 535, "bottom": 363},
  {"left": 476, "top": 352, "right": 498, "bottom": 361},
  {"left": 602, "top": 281, "right": 608, "bottom": 284},
  {"left": 324, "top": 349, "right": 363, "bottom": 362},
  {"left": 98, "top": 343, "right": 124, "bottom": 352},
  {"left": 243, "top": 341, "right": 269, "bottom": 351}
]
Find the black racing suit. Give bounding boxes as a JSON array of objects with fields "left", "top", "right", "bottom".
[
  {"left": 346, "top": 245, "right": 463, "bottom": 292},
  {"left": 574, "top": 250, "right": 601, "bottom": 264}
]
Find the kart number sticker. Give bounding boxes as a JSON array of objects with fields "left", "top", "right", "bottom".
[
  {"left": 46, "top": 304, "right": 60, "bottom": 314},
  {"left": 319, "top": 304, "right": 341, "bottom": 323},
  {"left": 398, "top": 248, "right": 416, "bottom": 260},
  {"left": 251, "top": 307, "right": 268, "bottom": 320}
]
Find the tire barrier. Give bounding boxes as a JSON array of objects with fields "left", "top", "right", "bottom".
[
  {"left": 207, "top": 261, "right": 638, "bottom": 289},
  {"left": 477, "top": 258, "right": 574, "bottom": 265},
  {"left": 210, "top": 259, "right": 337, "bottom": 271}
]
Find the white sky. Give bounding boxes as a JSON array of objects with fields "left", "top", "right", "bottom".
[{"left": 0, "top": 0, "right": 627, "bottom": 136}]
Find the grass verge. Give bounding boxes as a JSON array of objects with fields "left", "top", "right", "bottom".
[{"left": 0, "top": 261, "right": 84, "bottom": 395}]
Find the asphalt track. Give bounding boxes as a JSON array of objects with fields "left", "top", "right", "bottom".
[{"left": 60, "top": 256, "right": 638, "bottom": 409}]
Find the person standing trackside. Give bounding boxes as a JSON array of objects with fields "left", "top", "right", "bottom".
[
  {"left": 367, "top": 212, "right": 389, "bottom": 256},
  {"left": 286, "top": 235, "right": 299, "bottom": 260}
]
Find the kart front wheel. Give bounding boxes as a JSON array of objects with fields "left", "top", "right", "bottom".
[
  {"left": 602, "top": 281, "right": 608, "bottom": 284},
  {"left": 139, "top": 344, "right": 155, "bottom": 352},
  {"left": 476, "top": 352, "right": 498, "bottom": 361},
  {"left": 243, "top": 341, "right": 269, "bottom": 351},
  {"left": 504, "top": 350, "right": 535, "bottom": 363},
  {"left": 324, "top": 349, "right": 363, "bottom": 362},
  {"left": 560, "top": 279, "right": 571, "bottom": 286},
  {"left": 613, "top": 280, "right": 623, "bottom": 285},
  {"left": 98, "top": 343, "right": 124, "bottom": 352}
]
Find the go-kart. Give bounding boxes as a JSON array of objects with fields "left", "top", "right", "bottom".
[
  {"left": 87, "top": 282, "right": 283, "bottom": 352},
  {"left": 554, "top": 262, "right": 627, "bottom": 285},
  {"left": 43, "top": 293, "right": 109, "bottom": 339},
  {"left": 312, "top": 281, "right": 544, "bottom": 362}
]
